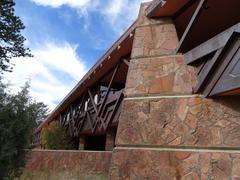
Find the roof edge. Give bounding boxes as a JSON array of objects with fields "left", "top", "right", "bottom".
[{"left": 35, "top": 20, "right": 138, "bottom": 133}]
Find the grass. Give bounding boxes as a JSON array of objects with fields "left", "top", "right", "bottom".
[{"left": 16, "top": 168, "right": 108, "bottom": 180}]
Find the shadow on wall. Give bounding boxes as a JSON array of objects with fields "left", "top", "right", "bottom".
[{"left": 212, "top": 96, "right": 240, "bottom": 114}]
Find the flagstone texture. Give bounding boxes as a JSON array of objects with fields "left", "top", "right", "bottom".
[
  {"left": 109, "top": 149, "right": 240, "bottom": 180},
  {"left": 110, "top": 2, "right": 240, "bottom": 179}
]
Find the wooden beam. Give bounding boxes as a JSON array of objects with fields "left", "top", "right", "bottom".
[
  {"left": 194, "top": 48, "right": 223, "bottom": 92},
  {"left": 203, "top": 37, "right": 240, "bottom": 96},
  {"left": 184, "top": 23, "right": 240, "bottom": 64},
  {"left": 86, "top": 111, "right": 94, "bottom": 133},
  {"left": 210, "top": 42, "right": 240, "bottom": 95},
  {"left": 88, "top": 89, "right": 98, "bottom": 114},
  {"left": 101, "top": 92, "right": 124, "bottom": 131},
  {"left": 97, "top": 62, "right": 121, "bottom": 119},
  {"left": 123, "top": 59, "right": 130, "bottom": 66},
  {"left": 176, "top": 0, "right": 206, "bottom": 52}
]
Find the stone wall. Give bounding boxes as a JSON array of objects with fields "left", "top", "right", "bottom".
[
  {"left": 116, "top": 96, "right": 240, "bottom": 148},
  {"left": 109, "top": 2, "right": 240, "bottom": 179},
  {"left": 22, "top": 150, "right": 112, "bottom": 179},
  {"left": 110, "top": 149, "right": 240, "bottom": 180},
  {"left": 23, "top": 2, "right": 240, "bottom": 180}
]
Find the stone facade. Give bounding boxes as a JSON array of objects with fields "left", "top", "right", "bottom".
[
  {"left": 109, "top": 2, "right": 240, "bottom": 179},
  {"left": 26, "top": 150, "right": 111, "bottom": 174},
  {"left": 110, "top": 149, "right": 240, "bottom": 180},
  {"left": 125, "top": 55, "right": 196, "bottom": 96},
  {"left": 116, "top": 96, "right": 240, "bottom": 148},
  {"left": 78, "top": 136, "right": 86, "bottom": 150},
  {"left": 105, "top": 129, "right": 116, "bottom": 151},
  {"left": 26, "top": 2, "right": 240, "bottom": 179}
]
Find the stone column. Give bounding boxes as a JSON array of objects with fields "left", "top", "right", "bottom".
[
  {"left": 78, "top": 136, "right": 86, "bottom": 150},
  {"left": 105, "top": 129, "right": 116, "bottom": 151},
  {"left": 109, "top": 2, "right": 240, "bottom": 179}
]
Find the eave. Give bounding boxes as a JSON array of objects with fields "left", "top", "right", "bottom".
[
  {"left": 177, "top": 0, "right": 240, "bottom": 53},
  {"left": 146, "top": 0, "right": 191, "bottom": 18},
  {"left": 35, "top": 21, "right": 137, "bottom": 133}
]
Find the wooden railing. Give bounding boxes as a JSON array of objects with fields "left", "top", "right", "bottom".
[
  {"left": 60, "top": 89, "right": 124, "bottom": 137},
  {"left": 58, "top": 62, "right": 125, "bottom": 137},
  {"left": 33, "top": 60, "right": 129, "bottom": 146}
]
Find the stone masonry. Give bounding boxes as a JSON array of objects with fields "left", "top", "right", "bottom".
[
  {"left": 109, "top": 2, "right": 240, "bottom": 179},
  {"left": 26, "top": 150, "right": 111, "bottom": 174},
  {"left": 105, "top": 129, "right": 116, "bottom": 151},
  {"left": 78, "top": 136, "right": 86, "bottom": 150}
]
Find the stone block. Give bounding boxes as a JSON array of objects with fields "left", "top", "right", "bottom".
[
  {"left": 116, "top": 96, "right": 240, "bottom": 148},
  {"left": 79, "top": 136, "right": 86, "bottom": 150},
  {"left": 109, "top": 148, "right": 240, "bottom": 180},
  {"left": 131, "top": 24, "right": 178, "bottom": 58},
  {"left": 126, "top": 56, "right": 196, "bottom": 96},
  {"left": 105, "top": 129, "right": 116, "bottom": 151},
  {"left": 25, "top": 150, "right": 112, "bottom": 174}
]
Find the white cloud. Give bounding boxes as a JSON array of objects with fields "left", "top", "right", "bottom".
[
  {"left": 34, "top": 42, "right": 86, "bottom": 81},
  {"left": 31, "top": 0, "right": 150, "bottom": 34},
  {"left": 31, "top": 0, "right": 92, "bottom": 8},
  {"left": 101, "top": 0, "right": 150, "bottom": 34},
  {"left": 11, "top": 0, "right": 151, "bottom": 110},
  {"left": 4, "top": 42, "right": 87, "bottom": 110}
]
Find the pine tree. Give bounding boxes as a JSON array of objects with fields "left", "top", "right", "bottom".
[
  {"left": 0, "top": 0, "right": 32, "bottom": 72},
  {"left": 0, "top": 81, "right": 49, "bottom": 179}
]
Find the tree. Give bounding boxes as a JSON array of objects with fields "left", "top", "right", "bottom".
[
  {"left": 0, "top": 80, "right": 49, "bottom": 179},
  {"left": 41, "top": 121, "right": 74, "bottom": 150},
  {"left": 0, "top": 0, "right": 32, "bottom": 72},
  {"left": 28, "top": 101, "right": 49, "bottom": 128}
]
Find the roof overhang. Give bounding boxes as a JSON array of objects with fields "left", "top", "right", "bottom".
[
  {"left": 35, "top": 21, "right": 137, "bottom": 133},
  {"left": 146, "top": 0, "right": 240, "bottom": 53},
  {"left": 176, "top": 0, "right": 240, "bottom": 53},
  {"left": 146, "top": 0, "right": 191, "bottom": 18}
]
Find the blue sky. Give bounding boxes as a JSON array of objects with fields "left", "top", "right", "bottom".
[{"left": 4, "top": 0, "right": 149, "bottom": 110}]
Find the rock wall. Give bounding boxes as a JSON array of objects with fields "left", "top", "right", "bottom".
[
  {"left": 22, "top": 150, "right": 111, "bottom": 180},
  {"left": 109, "top": 2, "right": 240, "bottom": 179},
  {"left": 110, "top": 149, "right": 240, "bottom": 180}
]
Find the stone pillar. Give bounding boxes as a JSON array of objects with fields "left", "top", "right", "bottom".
[
  {"left": 105, "top": 129, "right": 116, "bottom": 151},
  {"left": 109, "top": 2, "right": 240, "bottom": 179},
  {"left": 78, "top": 136, "right": 86, "bottom": 150}
]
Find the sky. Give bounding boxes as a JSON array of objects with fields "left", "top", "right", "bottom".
[{"left": 3, "top": 0, "right": 149, "bottom": 110}]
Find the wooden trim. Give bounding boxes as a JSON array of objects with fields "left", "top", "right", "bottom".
[
  {"left": 96, "top": 62, "right": 121, "bottom": 131},
  {"left": 176, "top": 0, "right": 206, "bottom": 52},
  {"left": 210, "top": 43, "right": 240, "bottom": 95},
  {"left": 123, "top": 59, "right": 130, "bottom": 66},
  {"left": 203, "top": 36, "right": 240, "bottom": 96},
  {"left": 145, "top": 0, "right": 166, "bottom": 17},
  {"left": 88, "top": 90, "right": 98, "bottom": 114},
  {"left": 35, "top": 21, "right": 136, "bottom": 134},
  {"left": 194, "top": 48, "right": 223, "bottom": 92},
  {"left": 184, "top": 23, "right": 240, "bottom": 64},
  {"left": 172, "top": 0, "right": 198, "bottom": 19}
]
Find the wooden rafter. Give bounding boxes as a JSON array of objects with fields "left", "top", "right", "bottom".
[
  {"left": 53, "top": 59, "right": 126, "bottom": 137},
  {"left": 176, "top": 0, "right": 206, "bottom": 52}
]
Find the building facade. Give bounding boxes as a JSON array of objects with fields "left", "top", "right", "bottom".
[{"left": 34, "top": 0, "right": 240, "bottom": 179}]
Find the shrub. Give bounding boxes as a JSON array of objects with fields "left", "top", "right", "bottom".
[
  {"left": 41, "top": 121, "right": 74, "bottom": 150},
  {"left": 0, "top": 81, "right": 48, "bottom": 179}
]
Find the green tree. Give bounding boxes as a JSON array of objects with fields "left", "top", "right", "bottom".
[
  {"left": 41, "top": 121, "right": 74, "bottom": 150},
  {"left": 28, "top": 101, "right": 49, "bottom": 128},
  {"left": 0, "top": 80, "right": 49, "bottom": 179},
  {"left": 0, "top": 0, "right": 32, "bottom": 72}
]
